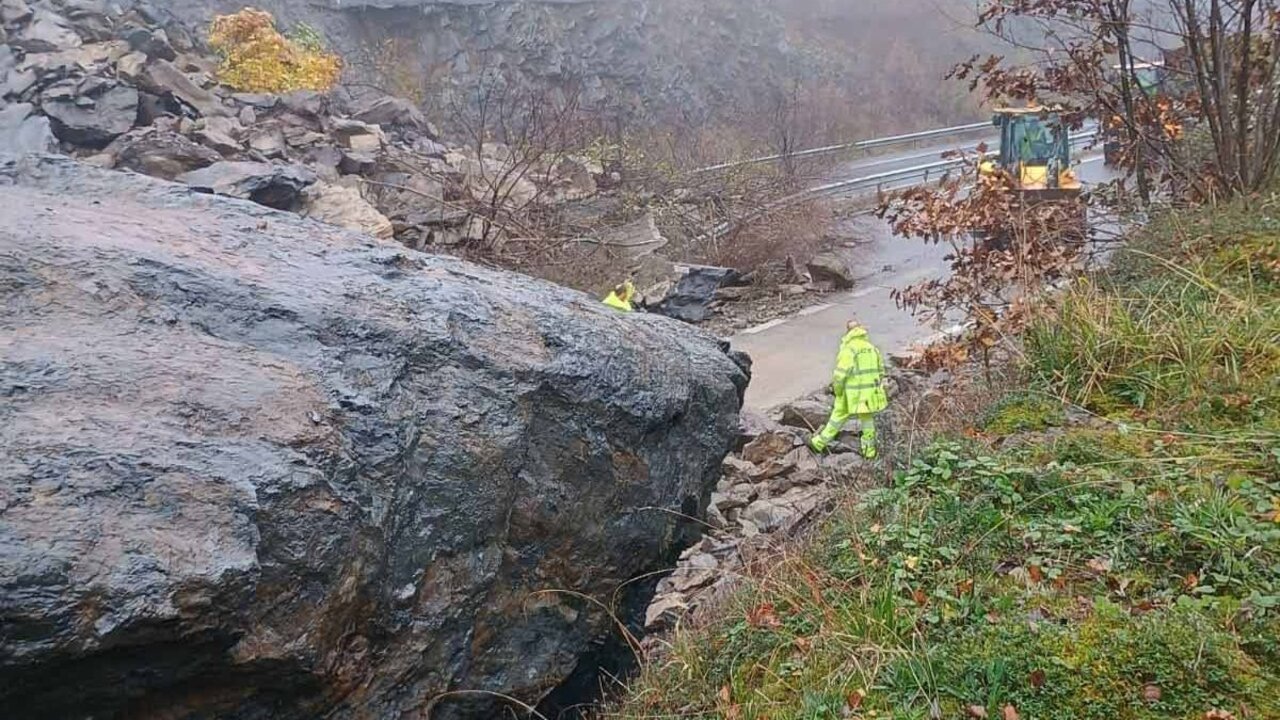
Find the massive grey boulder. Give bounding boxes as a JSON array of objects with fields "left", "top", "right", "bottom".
[{"left": 0, "top": 154, "right": 747, "bottom": 720}]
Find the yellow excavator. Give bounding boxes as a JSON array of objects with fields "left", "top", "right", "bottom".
[
  {"left": 979, "top": 105, "right": 1086, "bottom": 239},
  {"left": 980, "top": 105, "right": 1081, "bottom": 199}
]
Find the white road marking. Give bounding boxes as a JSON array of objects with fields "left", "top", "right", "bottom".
[
  {"left": 796, "top": 302, "right": 834, "bottom": 316},
  {"left": 737, "top": 265, "right": 944, "bottom": 338},
  {"left": 740, "top": 318, "right": 787, "bottom": 335}
]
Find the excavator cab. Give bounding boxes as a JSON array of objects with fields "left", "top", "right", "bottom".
[
  {"left": 978, "top": 105, "right": 1087, "bottom": 244},
  {"left": 985, "top": 106, "right": 1081, "bottom": 201}
]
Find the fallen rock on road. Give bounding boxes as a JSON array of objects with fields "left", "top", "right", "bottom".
[
  {"left": 0, "top": 154, "right": 749, "bottom": 720},
  {"left": 806, "top": 250, "right": 858, "bottom": 289}
]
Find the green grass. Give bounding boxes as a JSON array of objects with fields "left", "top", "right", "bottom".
[
  {"left": 980, "top": 392, "right": 1066, "bottom": 434},
  {"left": 608, "top": 198, "right": 1280, "bottom": 719}
]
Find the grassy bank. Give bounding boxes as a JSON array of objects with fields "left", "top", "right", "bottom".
[{"left": 608, "top": 198, "right": 1280, "bottom": 719}]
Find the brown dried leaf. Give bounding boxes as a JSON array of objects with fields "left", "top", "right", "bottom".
[
  {"left": 1087, "top": 557, "right": 1112, "bottom": 574},
  {"left": 1143, "top": 684, "right": 1162, "bottom": 702},
  {"left": 746, "top": 602, "right": 782, "bottom": 630},
  {"left": 967, "top": 705, "right": 989, "bottom": 719},
  {"left": 847, "top": 689, "right": 867, "bottom": 710},
  {"left": 1029, "top": 668, "right": 1046, "bottom": 688},
  {"left": 1003, "top": 704, "right": 1020, "bottom": 720}
]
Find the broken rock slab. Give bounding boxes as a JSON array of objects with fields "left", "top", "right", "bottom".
[
  {"left": 123, "top": 25, "right": 176, "bottom": 61},
  {"left": 107, "top": 127, "right": 221, "bottom": 179},
  {"left": 18, "top": 39, "right": 128, "bottom": 79},
  {"left": 1, "top": 0, "right": 33, "bottom": 25},
  {"left": 778, "top": 398, "right": 830, "bottom": 431},
  {"left": 12, "top": 8, "right": 82, "bottom": 53},
  {"left": 280, "top": 88, "right": 326, "bottom": 118},
  {"left": 139, "top": 59, "right": 228, "bottom": 117},
  {"left": 192, "top": 114, "right": 243, "bottom": 155},
  {"left": 178, "top": 160, "right": 316, "bottom": 211},
  {"left": 0, "top": 102, "right": 56, "bottom": 155},
  {"left": 303, "top": 181, "right": 395, "bottom": 239},
  {"left": 115, "top": 49, "right": 147, "bottom": 83},
  {"left": 712, "top": 483, "right": 757, "bottom": 513},
  {"left": 247, "top": 124, "right": 286, "bottom": 158},
  {"left": 721, "top": 455, "right": 757, "bottom": 485},
  {"left": 806, "top": 251, "right": 857, "bottom": 290},
  {"left": 819, "top": 452, "right": 871, "bottom": 481},
  {"left": 40, "top": 77, "right": 138, "bottom": 148},
  {"left": 59, "top": 0, "right": 114, "bottom": 42},
  {"left": 349, "top": 94, "right": 427, "bottom": 130},
  {"left": 736, "top": 407, "right": 784, "bottom": 450},
  {"left": 665, "top": 552, "right": 721, "bottom": 594},
  {"left": 644, "top": 594, "right": 688, "bottom": 632},
  {"left": 330, "top": 117, "right": 384, "bottom": 153},
  {"left": 740, "top": 430, "right": 798, "bottom": 465},
  {"left": 741, "top": 486, "right": 827, "bottom": 534}
]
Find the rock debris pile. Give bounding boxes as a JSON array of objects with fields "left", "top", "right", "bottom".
[
  {"left": 643, "top": 375, "right": 901, "bottom": 637},
  {"left": 0, "top": 0, "right": 603, "bottom": 248}
]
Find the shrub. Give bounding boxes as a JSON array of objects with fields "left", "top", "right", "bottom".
[
  {"left": 1025, "top": 250, "right": 1279, "bottom": 419},
  {"left": 208, "top": 9, "right": 342, "bottom": 94}
]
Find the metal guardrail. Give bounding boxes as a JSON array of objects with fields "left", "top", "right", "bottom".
[
  {"left": 693, "top": 121, "right": 992, "bottom": 174},
  {"left": 703, "top": 128, "right": 1100, "bottom": 239},
  {"left": 809, "top": 128, "right": 1099, "bottom": 198}
]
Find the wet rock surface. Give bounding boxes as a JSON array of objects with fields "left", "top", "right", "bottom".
[
  {"left": 778, "top": 398, "right": 831, "bottom": 431},
  {"left": 160, "top": 0, "right": 799, "bottom": 131},
  {"left": 651, "top": 264, "right": 743, "bottom": 323},
  {"left": 0, "top": 154, "right": 748, "bottom": 719}
]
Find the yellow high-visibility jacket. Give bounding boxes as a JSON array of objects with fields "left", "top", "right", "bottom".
[
  {"left": 832, "top": 327, "right": 888, "bottom": 414},
  {"left": 603, "top": 281, "right": 635, "bottom": 312}
]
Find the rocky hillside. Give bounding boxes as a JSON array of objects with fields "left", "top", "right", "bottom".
[
  {"left": 0, "top": 0, "right": 622, "bottom": 252},
  {"left": 1, "top": 0, "right": 843, "bottom": 326},
  {"left": 158, "top": 0, "right": 796, "bottom": 128},
  {"left": 0, "top": 152, "right": 749, "bottom": 718}
]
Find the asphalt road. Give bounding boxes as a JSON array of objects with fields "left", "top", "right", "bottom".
[
  {"left": 734, "top": 151, "right": 1113, "bottom": 410},
  {"left": 829, "top": 132, "right": 997, "bottom": 187}
]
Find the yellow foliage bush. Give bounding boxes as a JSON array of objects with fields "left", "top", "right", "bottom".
[{"left": 208, "top": 9, "right": 341, "bottom": 94}]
